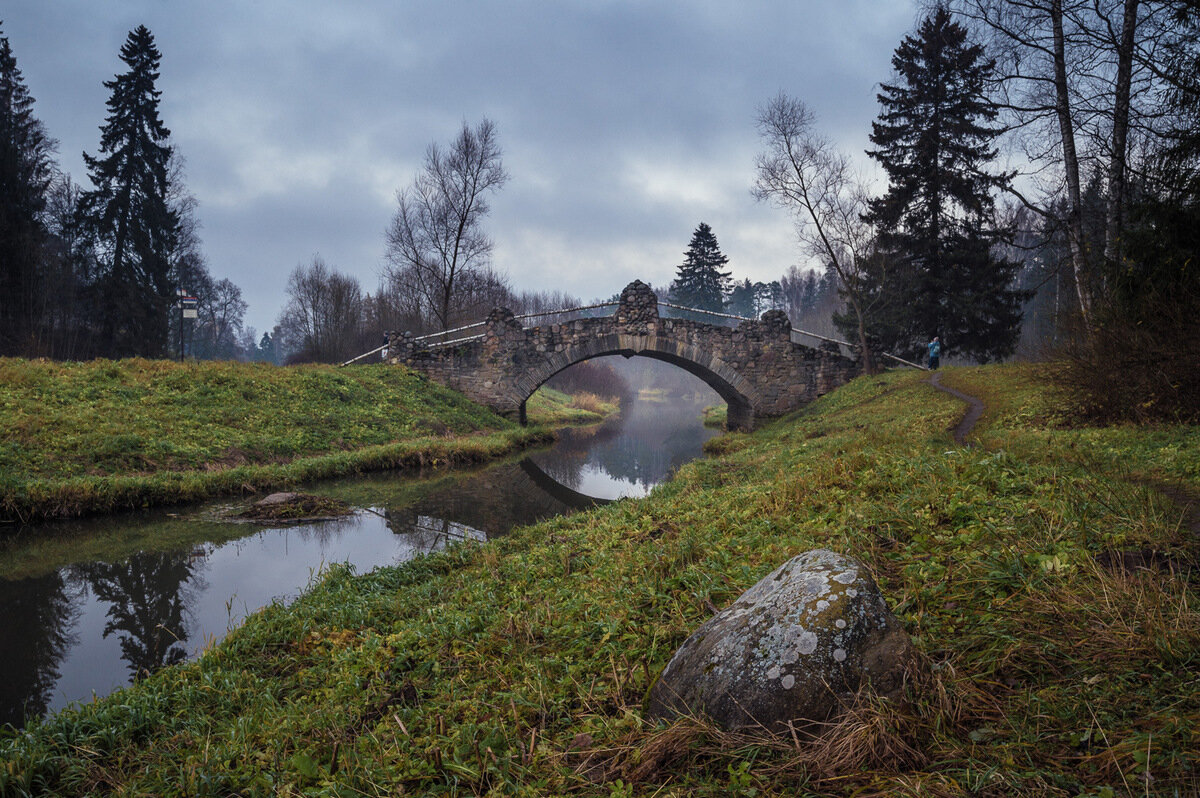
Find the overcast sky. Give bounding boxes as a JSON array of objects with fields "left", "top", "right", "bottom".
[{"left": 7, "top": 1, "right": 920, "bottom": 334}]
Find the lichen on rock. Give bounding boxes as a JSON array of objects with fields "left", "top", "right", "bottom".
[{"left": 645, "top": 548, "right": 913, "bottom": 732}]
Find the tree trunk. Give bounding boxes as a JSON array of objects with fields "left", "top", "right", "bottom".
[
  {"left": 1103, "top": 0, "right": 1139, "bottom": 268},
  {"left": 847, "top": 292, "right": 876, "bottom": 374},
  {"left": 1051, "top": 0, "right": 1093, "bottom": 327}
]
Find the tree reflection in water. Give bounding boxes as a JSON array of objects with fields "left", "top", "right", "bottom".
[
  {"left": 380, "top": 452, "right": 604, "bottom": 546},
  {"left": 0, "top": 572, "right": 80, "bottom": 727},
  {"left": 74, "top": 552, "right": 200, "bottom": 681}
]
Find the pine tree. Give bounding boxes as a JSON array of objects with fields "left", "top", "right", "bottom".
[
  {"left": 79, "top": 26, "right": 178, "bottom": 357},
  {"left": 670, "top": 222, "right": 731, "bottom": 313},
  {"left": 726, "top": 278, "right": 756, "bottom": 317},
  {"left": 0, "top": 24, "right": 55, "bottom": 355},
  {"left": 863, "top": 5, "right": 1026, "bottom": 362}
]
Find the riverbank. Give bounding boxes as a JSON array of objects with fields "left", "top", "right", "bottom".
[
  {"left": 0, "top": 359, "right": 610, "bottom": 524},
  {"left": 3, "top": 364, "right": 1197, "bottom": 796}
]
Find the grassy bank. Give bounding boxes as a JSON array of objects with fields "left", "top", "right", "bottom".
[
  {"left": 701, "top": 403, "right": 726, "bottom": 428},
  {"left": 0, "top": 358, "right": 577, "bottom": 523},
  {"left": 526, "top": 387, "right": 619, "bottom": 426},
  {"left": 2, "top": 365, "right": 1197, "bottom": 796}
]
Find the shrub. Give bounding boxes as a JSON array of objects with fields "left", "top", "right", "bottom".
[{"left": 1054, "top": 290, "right": 1200, "bottom": 425}]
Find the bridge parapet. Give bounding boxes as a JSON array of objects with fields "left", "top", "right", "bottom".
[{"left": 396, "top": 281, "right": 860, "bottom": 430}]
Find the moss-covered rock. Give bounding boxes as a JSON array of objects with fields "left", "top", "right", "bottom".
[{"left": 646, "top": 548, "right": 913, "bottom": 731}]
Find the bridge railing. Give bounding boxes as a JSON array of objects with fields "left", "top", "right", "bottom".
[
  {"left": 414, "top": 302, "right": 621, "bottom": 351},
  {"left": 659, "top": 301, "right": 750, "bottom": 326},
  {"left": 340, "top": 342, "right": 390, "bottom": 366},
  {"left": 411, "top": 320, "right": 488, "bottom": 344},
  {"left": 660, "top": 303, "right": 855, "bottom": 359},
  {"left": 659, "top": 303, "right": 926, "bottom": 369},
  {"left": 342, "top": 299, "right": 927, "bottom": 370},
  {"left": 513, "top": 301, "right": 618, "bottom": 324}
]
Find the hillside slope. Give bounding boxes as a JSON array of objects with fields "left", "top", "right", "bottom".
[
  {"left": 2, "top": 364, "right": 1197, "bottom": 796},
  {"left": 0, "top": 358, "right": 554, "bottom": 522}
]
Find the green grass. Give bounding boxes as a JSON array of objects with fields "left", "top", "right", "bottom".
[
  {"left": 526, "top": 387, "right": 619, "bottom": 426},
  {"left": 938, "top": 364, "right": 1200, "bottom": 486},
  {"left": 0, "top": 358, "right": 552, "bottom": 522},
  {"left": 701, "top": 403, "right": 726, "bottom": 428},
  {"left": 2, "top": 364, "right": 1197, "bottom": 796}
]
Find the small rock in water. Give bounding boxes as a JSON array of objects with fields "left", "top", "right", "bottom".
[
  {"left": 239, "top": 492, "right": 350, "bottom": 522},
  {"left": 255, "top": 492, "right": 302, "bottom": 506},
  {"left": 645, "top": 548, "right": 913, "bottom": 732}
]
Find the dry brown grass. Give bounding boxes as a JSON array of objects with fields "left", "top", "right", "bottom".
[
  {"left": 563, "top": 655, "right": 1004, "bottom": 794},
  {"left": 568, "top": 391, "right": 609, "bottom": 415},
  {"left": 1019, "top": 558, "right": 1197, "bottom": 670}
]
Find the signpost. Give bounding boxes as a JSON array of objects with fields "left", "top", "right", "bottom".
[{"left": 177, "top": 291, "right": 199, "bottom": 360}]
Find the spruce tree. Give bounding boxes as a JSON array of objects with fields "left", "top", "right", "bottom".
[
  {"left": 0, "top": 24, "right": 55, "bottom": 355},
  {"left": 864, "top": 5, "right": 1025, "bottom": 362},
  {"left": 670, "top": 222, "right": 731, "bottom": 313},
  {"left": 726, "top": 278, "right": 757, "bottom": 317},
  {"left": 80, "top": 25, "right": 178, "bottom": 357}
]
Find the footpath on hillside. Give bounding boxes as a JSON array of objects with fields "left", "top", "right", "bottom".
[
  {"left": 928, "top": 370, "right": 985, "bottom": 445},
  {"left": 929, "top": 366, "right": 1200, "bottom": 548}
]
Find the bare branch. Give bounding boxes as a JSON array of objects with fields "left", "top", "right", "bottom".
[{"left": 384, "top": 119, "right": 509, "bottom": 331}]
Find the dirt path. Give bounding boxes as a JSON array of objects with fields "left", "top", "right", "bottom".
[
  {"left": 927, "top": 369, "right": 1199, "bottom": 570},
  {"left": 928, "top": 371, "right": 985, "bottom": 446}
]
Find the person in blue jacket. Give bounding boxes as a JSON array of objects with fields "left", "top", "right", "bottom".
[{"left": 928, "top": 336, "right": 941, "bottom": 370}]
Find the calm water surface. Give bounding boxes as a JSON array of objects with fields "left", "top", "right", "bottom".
[{"left": 0, "top": 396, "right": 717, "bottom": 727}]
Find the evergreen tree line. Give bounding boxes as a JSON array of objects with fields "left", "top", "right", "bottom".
[
  {"left": 1, "top": 28, "right": 579, "bottom": 366},
  {"left": 0, "top": 24, "right": 252, "bottom": 361}
]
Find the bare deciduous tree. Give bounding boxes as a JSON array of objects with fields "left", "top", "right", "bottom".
[
  {"left": 384, "top": 119, "right": 509, "bottom": 331},
  {"left": 951, "top": 0, "right": 1180, "bottom": 328},
  {"left": 194, "top": 278, "right": 246, "bottom": 360},
  {"left": 277, "top": 257, "right": 362, "bottom": 363},
  {"left": 753, "top": 93, "right": 882, "bottom": 372}
]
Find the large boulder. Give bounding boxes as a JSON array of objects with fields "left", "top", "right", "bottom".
[{"left": 645, "top": 549, "right": 913, "bottom": 731}]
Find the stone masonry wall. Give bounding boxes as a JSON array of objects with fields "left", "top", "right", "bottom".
[{"left": 394, "top": 280, "right": 860, "bottom": 430}]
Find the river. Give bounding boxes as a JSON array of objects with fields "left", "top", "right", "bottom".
[{"left": 0, "top": 393, "right": 719, "bottom": 728}]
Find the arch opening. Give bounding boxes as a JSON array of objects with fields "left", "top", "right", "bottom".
[{"left": 517, "top": 342, "right": 757, "bottom": 431}]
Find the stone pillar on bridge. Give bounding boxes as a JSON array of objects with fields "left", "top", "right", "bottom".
[
  {"left": 389, "top": 330, "right": 413, "bottom": 362},
  {"left": 485, "top": 306, "right": 525, "bottom": 344},
  {"left": 616, "top": 279, "right": 659, "bottom": 332}
]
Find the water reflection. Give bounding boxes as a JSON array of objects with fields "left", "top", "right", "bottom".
[
  {"left": 74, "top": 553, "right": 199, "bottom": 681},
  {"left": 528, "top": 394, "right": 718, "bottom": 499},
  {"left": 0, "top": 393, "right": 719, "bottom": 727},
  {"left": 518, "top": 458, "right": 612, "bottom": 508},
  {"left": 0, "top": 572, "right": 80, "bottom": 727},
  {"left": 387, "top": 513, "right": 488, "bottom": 554}
]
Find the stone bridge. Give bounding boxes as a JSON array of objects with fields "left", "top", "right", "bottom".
[{"left": 392, "top": 281, "right": 861, "bottom": 431}]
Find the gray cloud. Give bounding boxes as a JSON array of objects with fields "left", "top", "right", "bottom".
[{"left": 7, "top": 0, "right": 918, "bottom": 332}]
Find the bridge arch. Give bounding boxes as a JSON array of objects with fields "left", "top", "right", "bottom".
[
  {"left": 513, "top": 335, "right": 759, "bottom": 430},
  {"left": 394, "top": 280, "right": 861, "bottom": 431}
]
